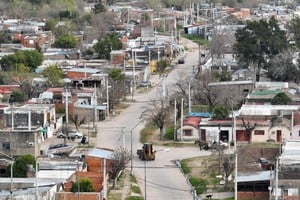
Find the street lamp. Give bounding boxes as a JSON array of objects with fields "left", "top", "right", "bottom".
[
  {"left": 0, "top": 152, "right": 14, "bottom": 200},
  {"left": 130, "top": 121, "right": 143, "bottom": 175},
  {"left": 106, "top": 79, "right": 111, "bottom": 120},
  {"left": 76, "top": 160, "right": 80, "bottom": 200}
]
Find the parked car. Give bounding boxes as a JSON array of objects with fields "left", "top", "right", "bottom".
[
  {"left": 48, "top": 143, "right": 68, "bottom": 150},
  {"left": 257, "top": 157, "right": 274, "bottom": 170},
  {"left": 138, "top": 81, "right": 151, "bottom": 87},
  {"left": 57, "top": 130, "right": 83, "bottom": 139},
  {"left": 178, "top": 57, "right": 185, "bottom": 64}
]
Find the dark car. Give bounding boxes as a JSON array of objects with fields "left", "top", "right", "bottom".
[
  {"left": 257, "top": 157, "right": 274, "bottom": 170},
  {"left": 48, "top": 143, "right": 68, "bottom": 150},
  {"left": 138, "top": 81, "right": 151, "bottom": 87},
  {"left": 178, "top": 57, "right": 185, "bottom": 64}
]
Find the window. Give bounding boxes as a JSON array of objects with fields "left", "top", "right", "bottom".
[
  {"left": 2, "top": 142, "right": 10, "bottom": 150},
  {"left": 113, "top": 56, "right": 118, "bottom": 61},
  {"left": 184, "top": 129, "right": 192, "bottom": 136},
  {"left": 254, "top": 130, "right": 264, "bottom": 135}
]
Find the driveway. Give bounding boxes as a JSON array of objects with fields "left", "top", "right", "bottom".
[{"left": 96, "top": 38, "right": 209, "bottom": 200}]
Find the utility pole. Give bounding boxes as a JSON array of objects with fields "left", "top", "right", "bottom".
[
  {"left": 0, "top": 152, "right": 14, "bottom": 200},
  {"left": 64, "top": 88, "right": 69, "bottom": 144},
  {"left": 35, "top": 158, "right": 39, "bottom": 200},
  {"left": 188, "top": 82, "right": 191, "bottom": 113},
  {"left": 106, "top": 79, "right": 110, "bottom": 120},
  {"left": 180, "top": 98, "right": 183, "bottom": 141},
  {"left": 131, "top": 121, "right": 142, "bottom": 175},
  {"left": 174, "top": 98, "right": 177, "bottom": 141}
]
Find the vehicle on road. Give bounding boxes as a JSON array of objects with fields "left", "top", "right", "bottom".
[
  {"left": 178, "top": 57, "right": 185, "bottom": 64},
  {"left": 138, "top": 81, "right": 151, "bottom": 87},
  {"left": 57, "top": 130, "right": 83, "bottom": 139},
  {"left": 257, "top": 157, "right": 274, "bottom": 170},
  {"left": 47, "top": 143, "right": 74, "bottom": 155},
  {"left": 137, "top": 143, "right": 156, "bottom": 160},
  {"left": 48, "top": 143, "right": 68, "bottom": 150}
]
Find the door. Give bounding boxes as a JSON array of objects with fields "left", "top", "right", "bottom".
[
  {"left": 277, "top": 130, "right": 282, "bottom": 142},
  {"left": 220, "top": 130, "right": 229, "bottom": 142},
  {"left": 237, "top": 130, "right": 249, "bottom": 142},
  {"left": 200, "top": 129, "right": 206, "bottom": 141}
]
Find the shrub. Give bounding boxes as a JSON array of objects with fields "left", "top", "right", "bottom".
[
  {"left": 164, "top": 128, "right": 174, "bottom": 140},
  {"left": 190, "top": 177, "right": 208, "bottom": 194}
]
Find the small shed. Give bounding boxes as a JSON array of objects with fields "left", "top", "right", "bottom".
[{"left": 177, "top": 117, "right": 201, "bottom": 141}]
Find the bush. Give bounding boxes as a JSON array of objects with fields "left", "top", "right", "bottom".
[
  {"left": 180, "top": 160, "right": 191, "bottom": 174},
  {"left": 190, "top": 177, "right": 208, "bottom": 194},
  {"left": 164, "top": 128, "right": 174, "bottom": 140},
  {"left": 70, "top": 178, "right": 95, "bottom": 192}
]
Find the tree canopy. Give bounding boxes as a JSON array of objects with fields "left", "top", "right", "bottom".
[
  {"left": 234, "top": 17, "right": 287, "bottom": 81},
  {"left": 6, "top": 154, "right": 36, "bottom": 178},
  {"left": 52, "top": 35, "right": 78, "bottom": 48},
  {"left": 271, "top": 92, "right": 292, "bottom": 105},
  {"left": 94, "top": 32, "right": 122, "bottom": 60},
  {"left": 70, "top": 177, "right": 95, "bottom": 192},
  {"left": 43, "top": 65, "right": 64, "bottom": 86},
  {"left": 0, "top": 50, "right": 44, "bottom": 72},
  {"left": 289, "top": 17, "right": 300, "bottom": 49}
]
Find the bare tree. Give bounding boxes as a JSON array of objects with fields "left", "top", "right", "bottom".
[
  {"left": 109, "top": 146, "right": 132, "bottom": 188},
  {"left": 241, "top": 118, "right": 256, "bottom": 144},
  {"left": 141, "top": 92, "right": 169, "bottom": 140},
  {"left": 193, "top": 70, "right": 220, "bottom": 109},
  {"left": 70, "top": 113, "right": 86, "bottom": 131},
  {"left": 223, "top": 156, "right": 234, "bottom": 187}
]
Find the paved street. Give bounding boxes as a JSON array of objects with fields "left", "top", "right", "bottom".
[{"left": 96, "top": 38, "right": 210, "bottom": 200}]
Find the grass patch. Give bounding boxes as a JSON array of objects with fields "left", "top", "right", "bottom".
[
  {"left": 180, "top": 159, "right": 191, "bottom": 174},
  {"left": 131, "top": 185, "right": 141, "bottom": 194},
  {"left": 164, "top": 127, "right": 174, "bottom": 140},
  {"left": 190, "top": 177, "right": 208, "bottom": 194},
  {"left": 183, "top": 34, "right": 208, "bottom": 45},
  {"left": 130, "top": 175, "right": 137, "bottom": 183},
  {"left": 108, "top": 193, "right": 122, "bottom": 200},
  {"left": 125, "top": 196, "right": 144, "bottom": 200}
]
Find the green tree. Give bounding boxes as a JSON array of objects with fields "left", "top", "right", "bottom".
[
  {"left": 6, "top": 155, "right": 36, "bottom": 178},
  {"left": 271, "top": 92, "right": 292, "bottom": 105},
  {"left": 44, "top": 19, "right": 57, "bottom": 32},
  {"left": 234, "top": 17, "right": 287, "bottom": 81},
  {"left": 0, "top": 30, "right": 12, "bottom": 44},
  {"left": 109, "top": 68, "right": 126, "bottom": 103},
  {"left": 93, "top": 3, "right": 106, "bottom": 13},
  {"left": 70, "top": 178, "right": 95, "bottom": 192},
  {"left": 43, "top": 65, "right": 64, "bottom": 86},
  {"left": 212, "top": 106, "right": 229, "bottom": 120},
  {"left": 0, "top": 50, "right": 43, "bottom": 72},
  {"left": 0, "top": 54, "right": 18, "bottom": 71},
  {"left": 53, "top": 34, "right": 77, "bottom": 48},
  {"left": 157, "top": 59, "right": 168, "bottom": 75},
  {"left": 94, "top": 32, "right": 122, "bottom": 60},
  {"left": 11, "top": 89, "right": 24, "bottom": 103},
  {"left": 21, "top": 50, "right": 44, "bottom": 69},
  {"left": 289, "top": 17, "right": 300, "bottom": 49}
]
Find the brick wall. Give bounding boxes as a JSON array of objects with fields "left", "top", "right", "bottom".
[
  {"left": 238, "top": 191, "right": 269, "bottom": 200},
  {"left": 56, "top": 192, "right": 101, "bottom": 200},
  {"left": 86, "top": 156, "right": 112, "bottom": 173}
]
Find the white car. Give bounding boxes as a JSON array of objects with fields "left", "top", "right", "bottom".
[{"left": 57, "top": 130, "right": 83, "bottom": 139}]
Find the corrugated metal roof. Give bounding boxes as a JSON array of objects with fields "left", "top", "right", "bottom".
[
  {"left": 76, "top": 104, "right": 106, "bottom": 110},
  {"left": 239, "top": 105, "right": 299, "bottom": 116},
  {"left": 280, "top": 140, "right": 300, "bottom": 165},
  {"left": 87, "top": 148, "right": 114, "bottom": 159},
  {"left": 237, "top": 171, "right": 273, "bottom": 182}
]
